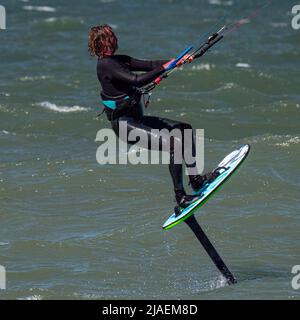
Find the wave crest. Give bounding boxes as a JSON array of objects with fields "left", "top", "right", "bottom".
[
  {"left": 23, "top": 6, "right": 56, "bottom": 13},
  {"left": 35, "top": 102, "right": 90, "bottom": 113}
]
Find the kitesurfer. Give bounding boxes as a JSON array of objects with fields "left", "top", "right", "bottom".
[{"left": 88, "top": 25, "right": 218, "bottom": 209}]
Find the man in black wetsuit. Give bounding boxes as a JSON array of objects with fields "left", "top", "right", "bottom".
[{"left": 89, "top": 25, "right": 216, "bottom": 209}]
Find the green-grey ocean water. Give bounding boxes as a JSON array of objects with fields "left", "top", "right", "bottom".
[{"left": 0, "top": 0, "right": 299, "bottom": 299}]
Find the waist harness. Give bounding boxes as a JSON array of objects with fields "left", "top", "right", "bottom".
[{"left": 100, "top": 91, "right": 142, "bottom": 121}]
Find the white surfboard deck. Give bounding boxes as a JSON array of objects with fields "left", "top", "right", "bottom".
[{"left": 163, "top": 144, "right": 250, "bottom": 230}]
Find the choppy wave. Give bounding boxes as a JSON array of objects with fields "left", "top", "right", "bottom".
[
  {"left": 192, "top": 63, "right": 214, "bottom": 71},
  {"left": 0, "top": 92, "right": 10, "bottom": 97},
  {"left": 1, "top": 130, "right": 16, "bottom": 136},
  {"left": 274, "top": 136, "right": 300, "bottom": 147},
  {"left": 23, "top": 6, "right": 56, "bottom": 13},
  {"left": 21, "top": 295, "right": 43, "bottom": 300},
  {"left": 217, "top": 82, "right": 239, "bottom": 91},
  {"left": 246, "top": 134, "right": 300, "bottom": 148},
  {"left": 208, "top": 0, "right": 233, "bottom": 6},
  {"left": 0, "top": 241, "right": 10, "bottom": 246},
  {"left": 0, "top": 105, "right": 15, "bottom": 114},
  {"left": 44, "top": 17, "right": 57, "bottom": 23},
  {"left": 236, "top": 63, "right": 251, "bottom": 69},
  {"left": 43, "top": 17, "right": 85, "bottom": 28},
  {"left": 35, "top": 102, "right": 90, "bottom": 113},
  {"left": 19, "top": 75, "right": 52, "bottom": 82}
]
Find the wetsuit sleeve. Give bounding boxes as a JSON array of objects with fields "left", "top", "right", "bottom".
[
  {"left": 128, "top": 57, "right": 169, "bottom": 71},
  {"left": 110, "top": 62, "right": 165, "bottom": 88}
]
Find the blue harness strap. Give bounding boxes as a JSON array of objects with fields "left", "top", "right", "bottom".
[
  {"left": 102, "top": 96, "right": 130, "bottom": 110},
  {"left": 102, "top": 100, "right": 117, "bottom": 110}
]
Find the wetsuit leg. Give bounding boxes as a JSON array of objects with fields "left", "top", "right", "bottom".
[
  {"left": 141, "top": 116, "right": 198, "bottom": 173},
  {"left": 112, "top": 116, "right": 184, "bottom": 192},
  {"left": 111, "top": 116, "right": 199, "bottom": 193}
]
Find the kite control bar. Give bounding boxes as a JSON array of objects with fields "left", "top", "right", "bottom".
[
  {"left": 165, "top": 45, "right": 194, "bottom": 72},
  {"left": 142, "top": 45, "right": 193, "bottom": 93},
  {"left": 192, "top": 25, "right": 226, "bottom": 59},
  {"left": 142, "top": 25, "right": 226, "bottom": 95}
]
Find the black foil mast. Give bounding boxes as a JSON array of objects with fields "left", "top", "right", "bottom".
[{"left": 185, "top": 215, "right": 237, "bottom": 285}]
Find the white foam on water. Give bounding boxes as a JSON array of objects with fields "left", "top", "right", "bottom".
[
  {"left": 236, "top": 63, "right": 251, "bottom": 69},
  {"left": 0, "top": 92, "right": 10, "bottom": 97},
  {"left": 258, "top": 72, "right": 273, "bottom": 79},
  {"left": 35, "top": 101, "right": 90, "bottom": 113},
  {"left": 275, "top": 136, "right": 300, "bottom": 147},
  {"left": 192, "top": 63, "right": 214, "bottom": 71},
  {"left": 19, "top": 75, "right": 52, "bottom": 81},
  {"left": 208, "top": 0, "right": 233, "bottom": 6},
  {"left": 1, "top": 130, "right": 16, "bottom": 136},
  {"left": 202, "top": 108, "right": 216, "bottom": 113},
  {"left": 185, "top": 273, "right": 229, "bottom": 294},
  {"left": 208, "top": 275, "right": 228, "bottom": 290},
  {"left": 247, "top": 134, "right": 300, "bottom": 149},
  {"left": 217, "top": 82, "right": 238, "bottom": 91},
  {"left": 44, "top": 17, "right": 84, "bottom": 25},
  {"left": 45, "top": 17, "right": 57, "bottom": 23},
  {"left": 23, "top": 6, "right": 56, "bottom": 13},
  {"left": 18, "top": 294, "right": 43, "bottom": 300}
]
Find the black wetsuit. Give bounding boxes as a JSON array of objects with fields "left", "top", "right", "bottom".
[{"left": 97, "top": 55, "right": 198, "bottom": 194}]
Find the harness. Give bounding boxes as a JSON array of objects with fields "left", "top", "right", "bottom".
[
  {"left": 101, "top": 93, "right": 130, "bottom": 110},
  {"left": 98, "top": 90, "right": 142, "bottom": 120}
]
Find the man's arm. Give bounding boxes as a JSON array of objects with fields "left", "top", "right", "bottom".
[
  {"left": 128, "top": 56, "right": 169, "bottom": 72},
  {"left": 110, "top": 60, "right": 165, "bottom": 87}
]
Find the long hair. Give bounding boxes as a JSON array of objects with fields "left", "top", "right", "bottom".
[{"left": 88, "top": 24, "right": 118, "bottom": 58}]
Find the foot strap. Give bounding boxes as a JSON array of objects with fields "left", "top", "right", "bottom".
[{"left": 203, "top": 166, "right": 227, "bottom": 183}]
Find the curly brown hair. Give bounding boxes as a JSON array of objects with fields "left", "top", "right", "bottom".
[{"left": 88, "top": 24, "right": 118, "bottom": 58}]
